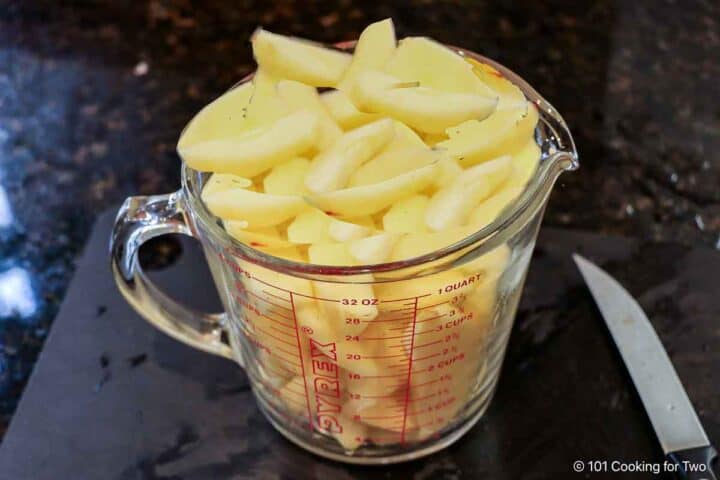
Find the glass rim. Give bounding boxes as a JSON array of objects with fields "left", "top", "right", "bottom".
[{"left": 181, "top": 45, "right": 579, "bottom": 277}]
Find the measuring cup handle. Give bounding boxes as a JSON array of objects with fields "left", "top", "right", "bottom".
[{"left": 110, "top": 190, "right": 234, "bottom": 360}]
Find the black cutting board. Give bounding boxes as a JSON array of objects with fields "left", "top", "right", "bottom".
[{"left": 0, "top": 209, "right": 717, "bottom": 480}]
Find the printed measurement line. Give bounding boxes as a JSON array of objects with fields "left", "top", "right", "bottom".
[
  {"left": 414, "top": 329, "right": 443, "bottom": 336},
  {"left": 362, "top": 372, "right": 408, "bottom": 378},
  {"left": 388, "top": 307, "right": 415, "bottom": 312},
  {"left": 360, "top": 415, "right": 404, "bottom": 420},
  {"left": 259, "top": 313, "right": 294, "bottom": 329},
  {"left": 271, "top": 354, "right": 301, "bottom": 368},
  {"left": 413, "top": 340, "right": 443, "bottom": 350},
  {"left": 361, "top": 353, "right": 406, "bottom": 359},
  {"left": 263, "top": 362, "right": 299, "bottom": 377},
  {"left": 388, "top": 325, "right": 410, "bottom": 331},
  {"left": 409, "top": 393, "right": 437, "bottom": 402},
  {"left": 413, "top": 353, "right": 441, "bottom": 361},
  {"left": 415, "top": 313, "right": 448, "bottom": 323},
  {"left": 379, "top": 294, "right": 432, "bottom": 303},
  {"left": 255, "top": 327, "right": 297, "bottom": 348},
  {"left": 362, "top": 333, "right": 412, "bottom": 340},
  {"left": 247, "top": 290, "right": 293, "bottom": 312},
  {"left": 268, "top": 309, "right": 293, "bottom": 321},
  {"left": 361, "top": 393, "right": 401, "bottom": 399},
  {"left": 288, "top": 291, "right": 315, "bottom": 432},
  {"left": 361, "top": 316, "right": 413, "bottom": 324},
  {"left": 262, "top": 290, "right": 291, "bottom": 302},
  {"left": 412, "top": 378, "right": 440, "bottom": 387},
  {"left": 400, "top": 296, "right": 419, "bottom": 444},
  {"left": 417, "top": 301, "right": 449, "bottom": 310},
  {"left": 269, "top": 325, "right": 296, "bottom": 337},
  {"left": 282, "top": 386, "right": 307, "bottom": 397}
]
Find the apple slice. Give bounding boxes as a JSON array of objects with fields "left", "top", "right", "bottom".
[
  {"left": 466, "top": 58, "right": 527, "bottom": 110},
  {"left": 308, "top": 243, "right": 378, "bottom": 322},
  {"left": 304, "top": 118, "right": 395, "bottom": 193},
  {"left": 431, "top": 156, "right": 463, "bottom": 191},
  {"left": 382, "top": 194, "right": 430, "bottom": 234},
  {"left": 251, "top": 28, "right": 351, "bottom": 87},
  {"left": 179, "top": 109, "right": 321, "bottom": 177},
  {"left": 263, "top": 157, "right": 311, "bottom": 195},
  {"left": 507, "top": 139, "right": 541, "bottom": 188},
  {"left": 348, "top": 233, "right": 398, "bottom": 264},
  {"left": 425, "top": 155, "right": 513, "bottom": 231},
  {"left": 201, "top": 173, "right": 252, "bottom": 199},
  {"left": 320, "top": 90, "right": 382, "bottom": 130},
  {"left": 348, "top": 144, "right": 438, "bottom": 187},
  {"left": 307, "top": 162, "right": 437, "bottom": 217},
  {"left": 204, "top": 188, "right": 308, "bottom": 228},
  {"left": 351, "top": 70, "right": 497, "bottom": 134},
  {"left": 390, "top": 225, "right": 476, "bottom": 261},
  {"left": 178, "top": 82, "right": 254, "bottom": 149},
  {"left": 467, "top": 186, "right": 524, "bottom": 229},
  {"left": 385, "top": 37, "right": 496, "bottom": 96},
  {"left": 224, "top": 222, "right": 294, "bottom": 249},
  {"left": 422, "top": 132, "right": 448, "bottom": 146},
  {"left": 276, "top": 79, "right": 342, "bottom": 150},
  {"left": 439, "top": 102, "right": 538, "bottom": 167},
  {"left": 328, "top": 217, "right": 374, "bottom": 241},
  {"left": 286, "top": 208, "right": 333, "bottom": 244},
  {"left": 244, "top": 69, "right": 290, "bottom": 129},
  {"left": 338, "top": 18, "right": 396, "bottom": 91}
]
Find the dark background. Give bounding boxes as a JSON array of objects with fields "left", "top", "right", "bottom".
[{"left": 0, "top": 0, "right": 717, "bottom": 437}]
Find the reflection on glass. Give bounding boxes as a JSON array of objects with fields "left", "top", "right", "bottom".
[
  {"left": 0, "top": 267, "right": 37, "bottom": 318},
  {"left": 0, "top": 186, "right": 12, "bottom": 228}
]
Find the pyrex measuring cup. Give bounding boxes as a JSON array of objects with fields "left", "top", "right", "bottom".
[{"left": 110, "top": 48, "right": 578, "bottom": 464}]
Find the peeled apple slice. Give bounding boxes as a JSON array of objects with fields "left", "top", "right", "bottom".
[
  {"left": 425, "top": 155, "right": 513, "bottom": 231},
  {"left": 466, "top": 58, "right": 527, "bottom": 110},
  {"left": 431, "top": 157, "right": 463, "bottom": 190},
  {"left": 204, "top": 188, "right": 307, "bottom": 228},
  {"left": 351, "top": 70, "right": 497, "bottom": 134},
  {"left": 439, "top": 103, "right": 539, "bottom": 167},
  {"left": 276, "top": 79, "right": 342, "bottom": 150},
  {"left": 338, "top": 18, "right": 396, "bottom": 91},
  {"left": 179, "top": 109, "right": 321, "bottom": 177},
  {"left": 307, "top": 162, "right": 437, "bottom": 217},
  {"left": 348, "top": 144, "right": 438, "bottom": 187},
  {"left": 178, "top": 82, "right": 253, "bottom": 149},
  {"left": 467, "top": 185, "right": 524, "bottom": 229},
  {"left": 244, "top": 69, "right": 290, "bottom": 129},
  {"left": 382, "top": 195, "right": 430, "bottom": 234},
  {"left": 307, "top": 243, "right": 378, "bottom": 322},
  {"left": 305, "top": 118, "right": 395, "bottom": 193},
  {"left": 390, "top": 225, "right": 476, "bottom": 261},
  {"left": 287, "top": 208, "right": 333, "bottom": 244},
  {"left": 201, "top": 173, "right": 252, "bottom": 199},
  {"left": 251, "top": 28, "right": 351, "bottom": 87},
  {"left": 348, "top": 233, "right": 397, "bottom": 264},
  {"left": 263, "top": 157, "right": 311, "bottom": 195},
  {"left": 225, "top": 223, "right": 294, "bottom": 249},
  {"left": 328, "top": 217, "right": 374, "bottom": 242},
  {"left": 507, "top": 139, "right": 541, "bottom": 188},
  {"left": 385, "top": 37, "right": 496, "bottom": 96},
  {"left": 320, "top": 90, "right": 381, "bottom": 130}
]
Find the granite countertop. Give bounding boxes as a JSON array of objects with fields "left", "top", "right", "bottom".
[{"left": 0, "top": 0, "right": 717, "bottom": 435}]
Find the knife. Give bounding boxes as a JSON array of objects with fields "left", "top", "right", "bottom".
[{"left": 573, "top": 254, "right": 717, "bottom": 479}]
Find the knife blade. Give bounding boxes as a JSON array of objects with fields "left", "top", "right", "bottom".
[{"left": 573, "top": 254, "right": 716, "bottom": 479}]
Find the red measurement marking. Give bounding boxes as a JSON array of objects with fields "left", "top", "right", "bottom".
[
  {"left": 262, "top": 290, "right": 291, "bottom": 302},
  {"left": 413, "top": 340, "right": 443, "bottom": 350},
  {"left": 361, "top": 393, "right": 402, "bottom": 399},
  {"left": 400, "top": 296, "right": 419, "bottom": 444},
  {"left": 362, "top": 333, "right": 412, "bottom": 341},
  {"left": 361, "top": 353, "right": 406, "bottom": 359},
  {"left": 360, "top": 415, "right": 405, "bottom": 420},
  {"left": 282, "top": 386, "right": 307, "bottom": 397},
  {"left": 412, "top": 368, "right": 430, "bottom": 374},
  {"left": 246, "top": 290, "right": 293, "bottom": 312},
  {"left": 412, "top": 378, "right": 440, "bottom": 388},
  {"left": 413, "top": 353, "right": 442, "bottom": 362},
  {"left": 361, "top": 316, "right": 413, "bottom": 324},
  {"left": 255, "top": 327, "right": 297, "bottom": 348},
  {"left": 388, "top": 307, "right": 414, "bottom": 313},
  {"left": 289, "top": 291, "right": 314, "bottom": 432},
  {"left": 263, "top": 363, "right": 298, "bottom": 377},
  {"left": 416, "top": 313, "right": 448, "bottom": 323},
  {"left": 362, "top": 373, "right": 408, "bottom": 378},
  {"left": 409, "top": 393, "right": 437, "bottom": 402},
  {"left": 417, "top": 301, "right": 449, "bottom": 310},
  {"left": 259, "top": 313, "right": 294, "bottom": 329},
  {"left": 414, "top": 329, "right": 443, "bottom": 336},
  {"left": 388, "top": 325, "right": 409, "bottom": 331},
  {"left": 379, "top": 294, "right": 432, "bottom": 303},
  {"left": 268, "top": 309, "right": 293, "bottom": 321},
  {"left": 270, "top": 326, "right": 295, "bottom": 337}
]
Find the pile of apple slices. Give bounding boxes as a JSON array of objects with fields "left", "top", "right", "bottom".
[{"left": 178, "top": 18, "right": 540, "bottom": 266}]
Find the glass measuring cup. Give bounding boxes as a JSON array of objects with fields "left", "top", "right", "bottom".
[{"left": 110, "top": 48, "right": 578, "bottom": 464}]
